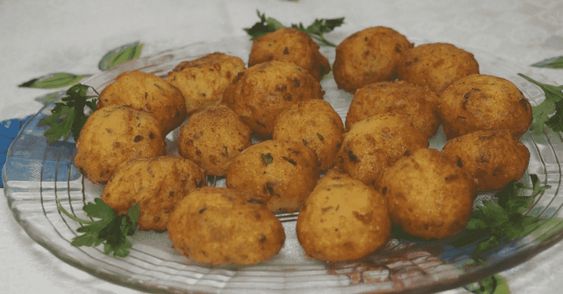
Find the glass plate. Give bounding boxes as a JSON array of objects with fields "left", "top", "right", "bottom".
[{"left": 3, "top": 37, "right": 563, "bottom": 293}]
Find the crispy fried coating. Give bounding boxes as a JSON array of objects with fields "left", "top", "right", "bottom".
[
  {"left": 337, "top": 113, "right": 428, "bottom": 187},
  {"left": 397, "top": 42, "right": 479, "bottom": 94},
  {"left": 167, "top": 52, "right": 245, "bottom": 114},
  {"left": 380, "top": 149, "right": 475, "bottom": 239},
  {"left": 439, "top": 74, "right": 532, "bottom": 138},
  {"left": 102, "top": 156, "right": 206, "bottom": 231},
  {"left": 333, "top": 26, "right": 412, "bottom": 93},
  {"left": 167, "top": 187, "right": 285, "bottom": 265},
  {"left": 226, "top": 140, "right": 319, "bottom": 213},
  {"left": 297, "top": 171, "right": 390, "bottom": 262},
  {"left": 74, "top": 105, "right": 165, "bottom": 183},
  {"left": 178, "top": 105, "right": 251, "bottom": 176},
  {"left": 346, "top": 80, "right": 440, "bottom": 138},
  {"left": 98, "top": 70, "right": 186, "bottom": 134},
  {"left": 273, "top": 100, "right": 344, "bottom": 171},
  {"left": 443, "top": 130, "right": 530, "bottom": 191},
  {"left": 249, "top": 28, "right": 330, "bottom": 80},
  {"left": 223, "top": 61, "right": 324, "bottom": 137}
]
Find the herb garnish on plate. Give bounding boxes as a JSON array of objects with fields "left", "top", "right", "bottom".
[{"left": 244, "top": 10, "right": 344, "bottom": 47}]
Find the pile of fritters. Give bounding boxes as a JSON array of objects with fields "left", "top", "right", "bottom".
[{"left": 74, "top": 25, "right": 533, "bottom": 265}]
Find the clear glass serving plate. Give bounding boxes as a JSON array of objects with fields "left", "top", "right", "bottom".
[{"left": 3, "top": 37, "right": 563, "bottom": 293}]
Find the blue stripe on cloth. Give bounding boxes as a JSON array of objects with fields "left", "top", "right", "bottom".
[{"left": 0, "top": 116, "right": 32, "bottom": 187}]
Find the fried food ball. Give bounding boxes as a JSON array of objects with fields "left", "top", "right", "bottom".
[
  {"left": 397, "top": 43, "right": 479, "bottom": 94},
  {"left": 102, "top": 156, "right": 206, "bottom": 231},
  {"left": 98, "top": 70, "right": 186, "bottom": 134},
  {"left": 273, "top": 100, "right": 344, "bottom": 171},
  {"left": 226, "top": 140, "right": 319, "bottom": 213},
  {"left": 443, "top": 130, "right": 530, "bottom": 191},
  {"left": 248, "top": 28, "right": 330, "bottom": 80},
  {"left": 333, "top": 26, "right": 412, "bottom": 93},
  {"left": 74, "top": 105, "right": 165, "bottom": 183},
  {"left": 345, "top": 81, "right": 440, "bottom": 138},
  {"left": 167, "top": 52, "right": 245, "bottom": 114},
  {"left": 168, "top": 187, "right": 285, "bottom": 265},
  {"left": 380, "top": 149, "right": 476, "bottom": 239},
  {"left": 223, "top": 61, "right": 324, "bottom": 137},
  {"left": 177, "top": 105, "right": 251, "bottom": 176},
  {"left": 297, "top": 171, "right": 390, "bottom": 262},
  {"left": 337, "top": 113, "right": 428, "bottom": 187},
  {"left": 439, "top": 74, "right": 532, "bottom": 139}
]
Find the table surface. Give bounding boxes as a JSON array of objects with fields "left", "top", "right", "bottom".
[{"left": 1, "top": 0, "right": 562, "bottom": 293}]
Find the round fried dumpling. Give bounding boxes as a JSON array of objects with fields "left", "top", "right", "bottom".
[
  {"left": 102, "top": 156, "right": 206, "bottom": 231},
  {"left": 337, "top": 113, "right": 428, "bottom": 187},
  {"left": 443, "top": 130, "right": 530, "bottom": 191},
  {"left": 178, "top": 105, "right": 251, "bottom": 176},
  {"left": 74, "top": 105, "right": 165, "bottom": 183},
  {"left": 226, "top": 140, "right": 319, "bottom": 213},
  {"left": 333, "top": 26, "right": 412, "bottom": 93},
  {"left": 249, "top": 28, "right": 330, "bottom": 80},
  {"left": 380, "top": 149, "right": 475, "bottom": 239},
  {"left": 297, "top": 171, "right": 390, "bottom": 262},
  {"left": 98, "top": 70, "right": 186, "bottom": 134},
  {"left": 223, "top": 61, "right": 324, "bottom": 137},
  {"left": 273, "top": 100, "right": 344, "bottom": 171},
  {"left": 346, "top": 80, "right": 440, "bottom": 138},
  {"left": 167, "top": 52, "right": 245, "bottom": 114},
  {"left": 168, "top": 188, "right": 285, "bottom": 265},
  {"left": 439, "top": 74, "right": 532, "bottom": 139},
  {"left": 397, "top": 43, "right": 479, "bottom": 94}
]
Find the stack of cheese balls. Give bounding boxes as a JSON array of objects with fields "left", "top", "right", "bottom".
[{"left": 74, "top": 26, "right": 532, "bottom": 265}]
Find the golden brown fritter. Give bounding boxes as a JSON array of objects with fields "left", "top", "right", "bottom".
[
  {"left": 223, "top": 61, "right": 324, "bottom": 137},
  {"left": 167, "top": 52, "right": 245, "bottom": 114},
  {"left": 333, "top": 26, "right": 413, "bottom": 93},
  {"left": 167, "top": 187, "right": 285, "bottom": 266},
  {"left": 177, "top": 105, "right": 251, "bottom": 176},
  {"left": 337, "top": 113, "right": 428, "bottom": 187},
  {"left": 297, "top": 171, "right": 390, "bottom": 262},
  {"left": 443, "top": 130, "right": 530, "bottom": 191},
  {"left": 74, "top": 105, "right": 165, "bottom": 184},
  {"left": 102, "top": 156, "right": 206, "bottom": 231},
  {"left": 380, "top": 149, "right": 476, "bottom": 239},
  {"left": 249, "top": 28, "right": 330, "bottom": 80},
  {"left": 346, "top": 80, "right": 440, "bottom": 138},
  {"left": 226, "top": 140, "right": 319, "bottom": 213},
  {"left": 98, "top": 70, "right": 186, "bottom": 134},
  {"left": 439, "top": 74, "right": 532, "bottom": 139},
  {"left": 273, "top": 99, "right": 344, "bottom": 171},
  {"left": 397, "top": 43, "right": 479, "bottom": 94}
]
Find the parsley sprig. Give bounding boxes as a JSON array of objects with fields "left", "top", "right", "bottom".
[
  {"left": 39, "top": 83, "right": 98, "bottom": 144},
  {"left": 458, "top": 174, "right": 549, "bottom": 255},
  {"left": 244, "top": 10, "right": 344, "bottom": 47},
  {"left": 518, "top": 73, "right": 563, "bottom": 133},
  {"left": 57, "top": 199, "right": 140, "bottom": 257}
]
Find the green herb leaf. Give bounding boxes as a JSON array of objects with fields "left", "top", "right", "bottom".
[
  {"left": 546, "top": 99, "right": 563, "bottom": 132},
  {"left": 244, "top": 10, "right": 344, "bottom": 47},
  {"left": 532, "top": 56, "right": 563, "bottom": 69},
  {"left": 19, "top": 72, "right": 89, "bottom": 89},
  {"left": 462, "top": 174, "right": 550, "bottom": 256},
  {"left": 57, "top": 198, "right": 139, "bottom": 257},
  {"left": 464, "top": 274, "right": 510, "bottom": 294},
  {"left": 243, "top": 10, "right": 285, "bottom": 40},
  {"left": 518, "top": 73, "right": 563, "bottom": 133},
  {"left": 38, "top": 83, "right": 98, "bottom": 143},
  {"left": 292, "top": 17, "right": 345, "bottom": 47},
  {"left": 98, "top": 41, "right": 144, "bottom": 71}
]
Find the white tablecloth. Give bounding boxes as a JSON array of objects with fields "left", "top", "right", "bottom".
[{"left": 1, "top": 0, "right": 562, "bottom": 292}]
